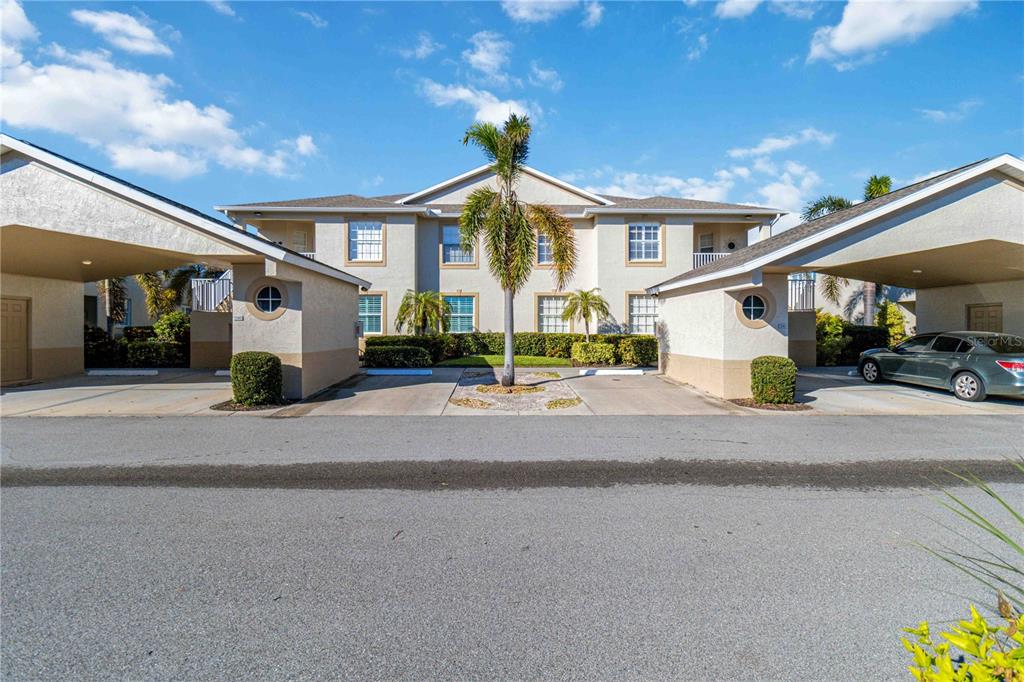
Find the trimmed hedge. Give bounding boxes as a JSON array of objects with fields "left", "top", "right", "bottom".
[
  {"left": 815, "top": 312, "right": 889, "bottom": 366},
  {"left": 153, "top": 311, "right": 190, "bottom": 344},
  {"left": 571, "top": 342, "right": 617, "bottom": 366},
  {"left": 619, "top": 336, "right": 658, "bottom": 367},
  {"left": 750, "top": 355, "right": 797, "bottom": 405},
  {"left": 122, "top": 326, "right": 156, "bottom": 342},
  {"left": 362, "top": 345, "right": 432, "bottom": 368},
  {"left": 84, "top": 326, "right": 186, "bottom": 368},
  {"left": 230, "top": 351, "right": 283, "bottom": 406},
  {"left": 364, "top": 331, "right": 657, "bottom": 365}
]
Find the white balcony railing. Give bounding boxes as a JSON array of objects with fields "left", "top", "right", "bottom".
[
  {"left": 300, "top": 252, "right": 317, "bottom": 261},
  {"left": 788, "top": 279, "right": 815, "bottom": 311},
  {"left": 190, "top": 270, "right": 233, "bottom": 312},
  {"left": 693, "top": 252, "right": 731, "bottom": 269}
]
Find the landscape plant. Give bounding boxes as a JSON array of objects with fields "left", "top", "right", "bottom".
[
  {"left": 230, "top": 351, "right": 283, "bottom": 407},
  {"left": 153, "top": 311, "right": 190, "bottom": 344},
  {"left": 562, "top": 289, "right": 610, "bottom": 342},
  {"left": 570, "top": 341, "right": 616, "bottom": 366},
  {"left": 459, "top": 114, "right": 578, "bottom": 386},
  {"left": 395, "top": 290, "right": 450, "bottom": 335},
  {"left": 875, "top": 301, "right": 908, "bottom": 347},
  {"left": 362, "top": 345, "right": 432, "bottom": 368},
  {"left": 815, "top": 310, "right": 850, "bottom": 366},
  {"left": 749, "top": 355, "right": 797, "bottom": 404}
]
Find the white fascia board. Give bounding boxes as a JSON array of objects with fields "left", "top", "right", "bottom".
[
  {"left": 398, "top": 164, "right": 615, "bottom": 206},
  {"left": 215, "top": 205, "right": 427, "bottom": 214},
  {"left": 0, "top": 134, "right": 367, "bottom": 288},
  {"left": 584, "top": 207, "right": 782, "bottom": 216},
  {"left": 430, "top": 210, "right": 589, "bottom": 219},
  {"left": 647, "top": 154, "right": 1024, "bottom": 295}
]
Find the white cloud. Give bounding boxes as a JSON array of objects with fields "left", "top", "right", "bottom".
[
  {"left": 501, "top": 0, "right": 576, "bottom": 23},
  {"left": 770, "top": 1, "right": 817, "bottom": 20},
  {"left": 903, "top": 168, "right": 951, "bottom": 185},
  {"left": 581, "top": 1, "right": 603, "bottom": 28},
  {"left": 808, "top": 0, "right": 977, "bottom": 69},
  {"left": 728, "top": 127, "right": 835, "bottom": 158},
  {"left": 752, "top": 157, "right": 777, "bottom": 174},
  {"left": 2, "top": 0, "right": 37, "bottom": 44},
  {"left": 292, "top": 10, "right": 328, "bottom": 29},
  {"left": 528, "top": 61, "right": 563, "bottom": 92},
  {"left": 462, "top": 31, "right": 513, "bottom": 84},
  {"left": 714, "top": 0, "right": 763, "bottom": 19},
  {"left": 756, "top": 160, "right": 821, "bottom": 211},
  {"left": 730, "top": 166, "right": 751, "bottom": 179},
  {"left": 1, "top": 11, "right": 312, "bottom": 180},
  {"left": 205, "top": 1, "right": 235, "bottom": 17},
  {"left": 687, "top": 34, "right": 709, "bottom": 61},
  {"left": 70, "top": 9, "right": 173, "bottom": 56},
  {"left": 293, "top": 134, "right": 318, "bottom": 157},
  {"left": 417, "top": 78, "right": 536, "bottom": 124},
  {"left": 399, "top": 32, "right": 443, "bottom": 60},
  {"left": 585, "top": 169, "right": 737, "bottom": 203},
  {"left": 918, "top": 99, "right": 981, "bottom": 123}
]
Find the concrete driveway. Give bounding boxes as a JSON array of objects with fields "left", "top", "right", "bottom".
[
  {"left": 0, "top": 370, "right": 233, "bottom": 417},
  {"left": 797, "top": 367, "right": 1024, "bottom": 415}
]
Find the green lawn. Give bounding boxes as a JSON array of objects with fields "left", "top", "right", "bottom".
[{"left": 435, "top": 354, "right": 571, "bottom": 367}]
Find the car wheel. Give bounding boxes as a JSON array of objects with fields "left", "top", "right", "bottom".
[
  {"left": 861, "top": 359, "right": 882, "bottom": 383},
  {"left": 952, "top": 371, "right": 986, "bottom": 402}
]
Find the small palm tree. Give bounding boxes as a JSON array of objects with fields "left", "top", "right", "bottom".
[
  {"left": 562, "top": 288, "right": 610, "bottom": 341},
  {"left": 395, "top": 290, "right": 450, "bottom": 335},
  {"left": 460, "top": 114, "right": 578, "bottom": 386},
  {"left": 803, "top": 175, "right": 893, "bottom": 317},
  {"left": 136, "top": 265, "right": 224, "bottom": 319}
]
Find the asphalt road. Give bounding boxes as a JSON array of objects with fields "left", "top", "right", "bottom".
[
  {"left": 3, "top": 483, "right": 1017, "bottom": 680},
  {"left": 2, "top": 415, "right": 1023, "bottom": 468}
]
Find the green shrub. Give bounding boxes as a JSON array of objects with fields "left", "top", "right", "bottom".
[
  {"left": 543, "top": 333, "right": 579, "bottom": 358},
  {"left": 362, "top": 345, "right": 432, "bottom": 368},
  {"left": 840, "top": 323, "right": 889, "bottom": 364},
  {"left": 815, "top": 311, "right": 849, "bottom": 366},
  {"left": 571, "top": 341, "right": 616, "bottom": 366},
  {"left": 364, "top": 334, "right": 447, "bottom": 362},
  {"left": 124, "top": 340, "right": 184, "bottom": 367},
  {"left": 903, "top": 605, "right": 1023, "bottom": 681},
  {"left": 230, "top": 351, "right": 283, "bottom": 406},
  {"left": 122, "top": 326, "right": 156, "bottom": 342},
  {"left": 875, "top": 301, "right": 907, "bottom": 347},
  {"left": 619, "top": 336, "right": 658, "bottom": 366},
  {"left": 84, "top": 326, "right": 122, "bottom": 368},
  {"left": 515, "top": 332, "right": 547, "bottom": 356},
  {"left": 750, "top": 355, "right": 797, "bottom": 404},
  {"left": 153, "top": 311, "right": 190, "bottom": 344}
]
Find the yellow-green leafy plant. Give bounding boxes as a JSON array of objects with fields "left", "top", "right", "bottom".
[
  {"left": 876, "top": 300, "right": 908, "bottom": 346},
  {"left": 902, "top": 595, "right": 1024, "bottom": 681}
]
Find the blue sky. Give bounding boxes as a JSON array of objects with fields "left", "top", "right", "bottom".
[{"left": 3, "top": 0, "right": 1021, "bottom": 227}]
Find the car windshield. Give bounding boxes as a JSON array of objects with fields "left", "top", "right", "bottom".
[{"left": 969, "top": 334, "right": 1024, "bottom": 354}]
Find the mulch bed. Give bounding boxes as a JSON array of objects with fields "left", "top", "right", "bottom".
[
  {"left": 729, "top": 398, "right": 812, "bottom": 411},
  {"left": 210, "top": 400, "right": 291, "bottom": 412},
  {"left": 476, "top": 384, "right": 543, "bottom": 395}
]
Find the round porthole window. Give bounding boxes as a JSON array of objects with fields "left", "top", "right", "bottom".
[
  {"left": 741, "top": 294, "right": 767, "bottom": 321},
  {"left": 255, "top": 285, "right": 283, "bottom": 313}
]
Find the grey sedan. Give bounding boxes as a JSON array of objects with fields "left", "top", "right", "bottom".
[{"left": 858, "top": 331, "right": 1024, "bottom": 401}]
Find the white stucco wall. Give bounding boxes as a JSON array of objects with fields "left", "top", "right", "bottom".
[
  {"left": 419, "top": 170, "right": 600, "bottom": 206},
  {"left": 916, "top": 279, "right": 1024, "bottom": 336}
]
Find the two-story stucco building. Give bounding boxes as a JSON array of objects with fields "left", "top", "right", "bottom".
[{"left": 216, "top": 165, "right": 785, "bottom": 338}]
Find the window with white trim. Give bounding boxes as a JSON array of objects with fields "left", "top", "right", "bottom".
[
  {"left": 698, "top": 233, "right": 715, "bottom": 253},
  {"left": 537, "top": 295, "right": 569, "bottom": 333},
  {"left": 444, "top": 295, "right": 475, "bottom": 333},
  {"left": 441, "top": 226, "right": 473, "bottom": 264},
  {"left": 348, "top": 221, "right": 383, "bottom": 261},
  {"left": 359, "top": 294, "right": 383, "bottom": 334},
  {"left": 537, "top": 233, "right": 553, "bottom": 265},
  {"left": 628, "top": 295, "right": 657, "bottom": 335},
  {"left": 292, "top": 229, "right": 308, "bottom": 253},
  {"left": 628, "top": 223, "right": 661, "bottom": 261}
]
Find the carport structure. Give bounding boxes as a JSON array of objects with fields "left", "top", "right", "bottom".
[
  {"left": 649, "top": 154, "right": 1024, "bottom": 399},
  {"left": 0, "top": 135, "right": 369, "bottom": 398}
]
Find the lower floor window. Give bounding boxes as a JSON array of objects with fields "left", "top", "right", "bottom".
[
  {"left": 538, "top": 295, "right": 569, "bottom": 333},
  {"left": 741, "top": 294, "right": 767, "bottom": 321},
  {"left": 359, "top": 294, "right": 383, "bottom": 334},
  {"left": 444, "top": 295, "right": 475, "bottom": 333},
  {"left": 628, "top": 295, "right": 657, "bottom": 334}
]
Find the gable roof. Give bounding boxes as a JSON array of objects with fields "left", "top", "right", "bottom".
[
  {"left": 0, "top": 134, "right": 371, "bottom": 289},
  {"left": 398, "top": 164, "right": 615, "bottom": 206},
  {"left": 647, "top": 153, "right": 1024, "bottom": 294}
]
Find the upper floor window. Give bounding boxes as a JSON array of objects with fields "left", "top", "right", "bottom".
[
  {"left": 536, "top": 233, "right": 553, "bottom": 265},
  {"left": 444, "top": 295, "right": 476, "bottom": 333},
  {"left": 359, "top": 294, "right": 383, "bottom": 334},
  {"left": 698, "top": 233, "right": 715, "bottom": 253},
  {"left": 348, "top": 221, "right": 383, "bottom": 262},
  {"left": 628, "top": 223, "right": 661, "bottom": 262},
  {"left": 537, "top": 295, "right": 569, "bottom": 333},
  {"left": 441, "top": 226, "right": 474, "bottom": 265}
]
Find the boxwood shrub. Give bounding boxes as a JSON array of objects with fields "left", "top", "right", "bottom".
[
  {"left": 230, "top": 351, "right": 283, "bottom": 406},
  {"left": 362, "top": 345, "right": 432, "bottom": 368},
  {"left": 571, "top": 341, "right": 617, "bottom": 366},
  {"left": 619, "top": 336, "right": 658, "bottom": 367},
  {"left": 750, "top": 355, "right": 797, "bottom": 404},
  {"left": 124, "top": 340, "right": 184, "bottom": 368}
]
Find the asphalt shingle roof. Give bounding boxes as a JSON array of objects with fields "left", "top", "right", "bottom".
[
  {"left": 651, "top": 159, "right": 991, "bottom": 289},
  {"left": 231, "top": 193, "right": 402, "bottom": 209}
]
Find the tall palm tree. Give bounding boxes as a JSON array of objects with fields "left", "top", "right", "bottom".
[
  {"left": 803, "top": 174, "right": 893, "bottom": 323},
  {"left": 562, "top": 288, "right": 610, "bottom": 341},
  {"left": 459, "top": 114, "right": 578, "bottom": 386},
  {"left": 96, "top": 277, "right": 127, "bottom": 335},
  {"left": 395, "top": 290, "right": 450, "bottom": 335}
]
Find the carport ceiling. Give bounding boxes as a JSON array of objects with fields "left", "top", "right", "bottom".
[
  {"left": 0, "top": 225, "right": 236, "bottom": 281},
  {"left": 810, "top": 240, "right": 1024, "bottom": 288}
]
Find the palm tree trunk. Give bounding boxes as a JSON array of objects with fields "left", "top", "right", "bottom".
[
  {"left": 584, "top": 317, "right": 590, "bottom": 342},
  {"left": 502, "top": 287, "right": 515, "bottom": 387},
  {"left": 863, "top": 281, "right": 877, "bottom": 325}
]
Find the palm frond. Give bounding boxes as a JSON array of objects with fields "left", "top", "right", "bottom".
[
  {"left": 818, "top": 274, "right": 849, "bottom": 307},
  {"left": 461, "top": 123, "right": 501, "bottom": 164},
  {"left": 801, "top": 194, "right": 854, "bottom": 222},
  {"left": 529, "top": 203, "right": 576, "bottom": 291},
  {"left": 863, "top": 174, "right": 893, "bottom": 200}
]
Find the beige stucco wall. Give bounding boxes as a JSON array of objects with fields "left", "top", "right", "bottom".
[
  {"left": 190, "top": 311, "right": 231, "bottom": 369},
  {"left": 788, "top": 310, "right": 816, "bottom": 367},
  {"left": 419, "top": 170, "right": 601, "bottom": 206},
  {"left": 1, "top": 272, "right": 84, "bottom": 380},
  {"left": 231, "top": 260, "right": 359, "bottom": 399},
  {"left": 916, "top": 279, "right": 1024, "bottom": 336},
  {"left": 657, "top": 272, "right": 790, "bottom": 398}
]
